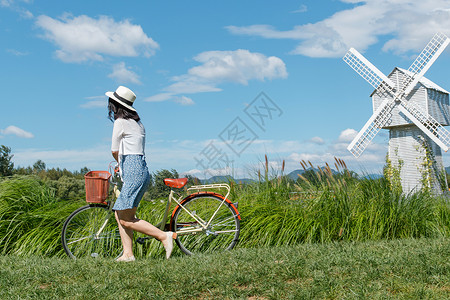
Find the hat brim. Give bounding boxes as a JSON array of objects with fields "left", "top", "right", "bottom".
[{"left": 105, "top": 91, "right": 136, "bottom": 112}]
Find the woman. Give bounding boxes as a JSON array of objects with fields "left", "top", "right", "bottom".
[{"left": 106, "top": 85, "right": 175, "bottom": 261}]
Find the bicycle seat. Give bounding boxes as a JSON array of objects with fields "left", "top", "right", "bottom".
[{"left": 163, "top": 178, "right": 188, "bottom": 188}]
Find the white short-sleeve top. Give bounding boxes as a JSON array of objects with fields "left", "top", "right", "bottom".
[{"left": 111, "top": 119, "right": 146, "bottom": 156}]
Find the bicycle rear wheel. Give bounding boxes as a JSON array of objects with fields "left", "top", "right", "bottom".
[
  {"left": 171, "top": 194, "right": 240, "bottom": 255},
  {"left": 61, "top": 204, "right": 122, "bottom": 259}
]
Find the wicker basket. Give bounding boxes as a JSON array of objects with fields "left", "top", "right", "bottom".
[{"left": 84, "top": 171, "right": 111, "bottom": 203}]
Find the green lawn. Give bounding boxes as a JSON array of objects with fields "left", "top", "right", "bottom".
[{"left": 1, "top": 238, "right": 449, "bottom": 299}]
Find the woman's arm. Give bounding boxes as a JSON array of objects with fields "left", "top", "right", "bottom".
[
  {"left": 112, "top": 151, "right": 119, "bottom": 163},
  {"left": 111, "top": 120, "right": 123, "bottom": 163}
]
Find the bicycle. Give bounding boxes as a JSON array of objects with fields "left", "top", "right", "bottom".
[{"left": 61, "top": 164, "right": 241, "bottom": 259}]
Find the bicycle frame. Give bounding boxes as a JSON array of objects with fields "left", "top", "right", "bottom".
[
  {"left": 95, "top": 177, "right": 232, "bottom": 238},
  {"left": 94, "top": 185, "right": 118, "bottom": 240},
  {"left": 158, "top": 183, "right": 231, "bottom": 236},
  {"left": 187, "top": 183, "right": 231, "bottom": 228}
]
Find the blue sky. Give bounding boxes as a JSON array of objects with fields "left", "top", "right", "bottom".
[{"left": 2, "top": 0, "right": 450, "bottom": 179}]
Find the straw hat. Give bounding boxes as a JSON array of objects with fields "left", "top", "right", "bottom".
[{"left": 105, "top": 86, "right": 136, "bottom": 112}]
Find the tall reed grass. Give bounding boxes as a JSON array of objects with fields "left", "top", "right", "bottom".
[
  {"left": 0, "top": 176, "right": 81, "bottom": 256},
  {"left": 237, "top": 156, "right": 450, "bottom": 247},
  {"left": 0, "top": 156, "right": 449, "bottom": 257}
]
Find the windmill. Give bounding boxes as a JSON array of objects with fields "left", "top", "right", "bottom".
[{"left": 343, "top": 32, "right": 450, "bottom": 194}]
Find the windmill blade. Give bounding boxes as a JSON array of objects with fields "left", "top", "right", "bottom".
[
  {"left": 347, "top": 99, "right": 394, "bottom": 157},
  {"left": 343, "top": 48, "right": 396, "bottom": 91},
  {"left": 397, "top": 102, "right": 450, "bottom": 152},
  {"left": 402, "top": 32, "right": 450, "bottom": 96}
]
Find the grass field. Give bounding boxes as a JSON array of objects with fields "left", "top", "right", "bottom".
[
  {"left": 1, "top": 237, "right": 449, "bottom": 299},
  {"left": 1, "top": 161, "right": 449, "bottom": 298}
]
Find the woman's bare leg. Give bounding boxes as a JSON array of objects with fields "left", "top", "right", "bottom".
[
  {"left": 116, "top": 208, "right": 166, "bottom": 240},
  {"left": 115, "top": 210, "right": 135, "bottom": 259},
  {"left": 115, "top": 208, "right": 175, "bottom": 259}
]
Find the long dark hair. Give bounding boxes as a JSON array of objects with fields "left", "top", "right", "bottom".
[{"left": 108, "top": 98, "right": 140, "bottom": 122}]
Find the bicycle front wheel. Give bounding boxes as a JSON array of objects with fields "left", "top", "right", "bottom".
[
  {"left": 61, "top": 204, "right": 122, "bottom": 259},
  {"left": 171, "top": 194, "right": 240, "bottom": 255}
]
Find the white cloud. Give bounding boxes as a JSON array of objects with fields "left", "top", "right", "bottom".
[
  {"left": 81, "top": 100, "right": 104, "bottom": 109},
  {"left": 185, "top": 167, "right": 235, "bottom": 178},
  {"left": 164, "top": 78, "right": 222, "bottom": 94},
  {"left": 35, "top": 14, "right": 159, "bottom": 63},
  {"left": 154, "top": 49, "right": 287, "bottom": 104},
  {"left": 226, "top": 0, "right": 450, "bottom": 58},
  {"left": 0, "top": 0, "right": 12, "bottom": 7},
  {"left": 277, "top": 127, "right": 388, "bottom": 174},
  {"left": 175, "top": 96, "right": 195, "bottom": 106},
  {"left": 291, "top": 4, "right": 307, "bottom": 13},
  {"left": 181, "top": 131, "right": 387, "bottom": 174},
  {"left": 338, "top": 128, "right": 358, "bottom": 142},
  {"left": 144, "top": 93, "right": 174, "bottom": 102},
  {"left": 309, "top": 136, "right": 325, "bottom": 145},
  {"left": 11, "top": 145, "right": 110, "bottom": 170},
  {"left": 6, "top": 49, "right": 29, "bottom": 56},
  {"left": 1, "top": 0, "right": 33, "bottom": 18},
  {"left": 2, "top": 0, "right": 33, "bottom": 4},
  {"left": 10, "top": 134, "right": 387, "bottom": 177},
  {"left": 144, "top": 93, "right": 195, "bottom": 105},
  {"left": 1, "top": 125, "right": 34, "bottom": 138},
  {"left": 108, "top": 62, "right": 141, "bottom": 84},
  {"left": 331, "top": 129, "right": 387, "bottom": 159},
  {"left": 288, "top": 152, "right": 336, "bottom": 164},
  {"left": 19, "top": 7, "right": 32, "bottom": 18},
  {"left": 81, "top": 96, "right": 105, "bottom": 109},
  {"left": 183, "top": 168, "right": 203, "bottom": 176},
  {"left": 188, "top": 49, "right": 288, "bottom": 85}
]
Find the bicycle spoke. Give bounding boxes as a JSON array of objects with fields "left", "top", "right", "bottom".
[
  {"left": 61, "top": 205, "right": 122, "bottom": 259},
  {"left": 213, "top": 230, "right": 239, "bottom": 234},
  {"left": 67, "top": 236, "right": 91, "bottom": 245},
  {"left": 210, "top": 215, "right": 235, "bottom": 227},
  {"left": 172, "top": 195, "right": 240, "bottom": 255}
]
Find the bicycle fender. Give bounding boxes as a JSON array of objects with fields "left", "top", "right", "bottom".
[{"left": 171, "top": 192, "right": 241, "bottom": 220}]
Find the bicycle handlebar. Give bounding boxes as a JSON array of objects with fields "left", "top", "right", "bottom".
[{"left": 108, "top": 161, "right": 120, "bottom": 185}]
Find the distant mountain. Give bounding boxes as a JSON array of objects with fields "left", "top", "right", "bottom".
[
  {"left": 199, "top": 166, "right": 389, "bottom": 184},
  {"left": 201, "top": 176, "right": 255, "bottom": 184},
  {"left": 232, "top": 178, "right": 256, "bottom": 184},
  {"left": 202, "top": 175, "right": 233, "bottom": 183},
  {"left": 287, "top": 169, "right": 305, "bottom": 181}
]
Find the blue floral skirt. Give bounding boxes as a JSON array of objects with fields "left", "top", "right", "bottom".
[{"left": 113, "top": 155, "right": 150, "bottom": 211}]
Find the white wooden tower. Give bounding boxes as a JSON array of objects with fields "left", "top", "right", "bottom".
[{"left": 343, "top": 33, "right": 450, "bottom": 194}]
